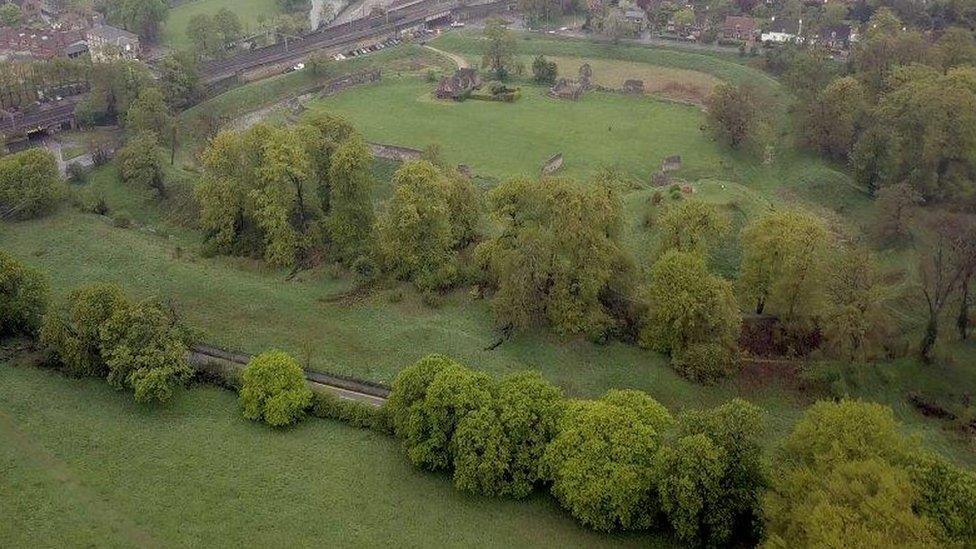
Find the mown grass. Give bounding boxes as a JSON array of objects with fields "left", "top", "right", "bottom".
[
  {"left": 0, "top": 362, "right": 667, "bottom": 547},
  {"left": 161, "top": 0, "right": 281, "bottom": 51}
]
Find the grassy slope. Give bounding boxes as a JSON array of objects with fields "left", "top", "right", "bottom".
[
  {"left": 0, "top": 363, "right": 665, "bottom": 547},
  {"left": 161, "top": 0, "right": 281, "bottom": 50}
]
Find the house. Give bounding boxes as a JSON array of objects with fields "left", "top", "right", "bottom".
[
  {"left": 722, "top": 15, "right": 757, "bottom": 41},
  {"left": 435, "top": 68, "right": 482, "bottom": 100},
  {"left": 624, "top": 8, "right": 647, "bottom": 30},
  {"left": 761, "top": 17, "right": 802, "bottom": 44},
  {"left": 0, "top": 27, "right": 84, "bottom": 59},
  {"left": 817, "top": 23, "right": 854, "bottom": 50},
  {"left": 86, "top": 23, "right": 139, "bottom": 61}
]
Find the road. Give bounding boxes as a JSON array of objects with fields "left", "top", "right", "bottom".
[{"left": 188, "top": 343, "right": 389, "bottom": 406}]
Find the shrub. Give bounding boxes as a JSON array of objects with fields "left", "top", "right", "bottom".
[
  {"left": 656, "top": 434, "right": 731, "bottom": 545},
  {"left": 0, "top": 148, "right": 64, "bottom": 220},
  {"left": 309, "top": 390, "right": 392, "bottom": 434},
  {"left": 98, "top": 298, "right": 194, "bottom": 403},
  {"left": 0, "top": 251, "right": 49, "bottom": 337},
  {"left": 66, "top": 162, "right": 89, "bottom": 183},
  {"left": 671, "top": 342, "right": 740, "bottom": 383},
  {"left": 908, "top": 453, "right": 976, "bottom": 545},
  {"left": 531, "top": 54, "right": 558, "bottom": 84},
  {"left": 40, "top": 283, "right": 128, "bottom": 377},
  {"left": 451, "top": 371, "right": 562, "bottom": 497},
  {"left": 239, "top": 349, "right": 312, "bottom": 427},
  {"left": 112, "top": 212, "right": 132, "bottom": 228},
  {"left": 542, "top": 390, "right": 673, "bottom": 531}
]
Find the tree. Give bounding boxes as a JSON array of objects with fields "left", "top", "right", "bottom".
[
  {"left": 873, "top": 182, "right": 922, "bottom": 244},
  {"left": 324, "top": 135, "right": 374, "bottom": 265},
  {"left": 917, "top": 214, "right": 968, "bottom": 361},
  {"left": 125, "top": 86, "right": 171, "bottom": 139},
  {"left": 704, "top": 83, "right": 767, "bottom": 151},
  {"left": 451, "top": 371, "right": 562, "bottom": 497},
  {"left": 104, "top": 0, "right": 168, "bottom": 41},
  {"left": 375, "top": 161, "right": 475, "bottom": 292},
  {"left": 158, "top": 51, "right": 202, "bottom": 110},
  {"left": 657, "top": 199, "right": 731, "bottom": 256},
  {"left": 388, "top": 354, "right": 459, "bottom": 439},
  {"left": 667, "top": 399, "right": 766, "bottom": 546},
  {"left": 398, "top": 361, "right": 494, "bottom": 470},
  {"left": 738, "top": 209, "right": 831, "bottom": 319},
  {"left": 482, "top": 18, "right": 517, "bottom": 80},
  {"left": 949, "top": 215, "right": 976, "bottom": 340},
  {"left": 186, "top": 13, "right": 215, "bottom": 56},
  {"left": 821, "top": 245, "right": 891, "bottom": 361},
  {"left": 542, "top": 390, "right": 673, "bottom": 531},
  {"left": 851, "top": 8, "right": 928, "bottom": 92},
  {"left": 86, "top": 60, "right": 154, "bottom": 124},
  {"left": 799, "top": 76, "right": 867, "bottom": 160},
  {"left": 239, "top": 349, "right": 312, "bottom": 427},
  {"left": 213, "top": 8, "right": 242, "bottom": 48},
  {"left": 857, "top": 66, "right": 976, "bottom": 205},
  {"left": 40, "top": 283, "right": 129, "bottom": 378},
  {"left": 0, "top": 148, "right": 63, "bottom": 220},
  {"left": 478, "top": 176, "right": 628, "bottom": 339},
  {"left": 98, "top": 298, "right": 193, "bottom": 403},
  {"left": 936, "top": 27, "right": 976, "bottom": 70},
  {"left": 766, "top": 399, "right": 976, "bottom": 547},
  {"left": 638, "top": 250, "right": 741, "bottom": 359},
  {"left": 118, "top": 132, "right": 165, "bottom": 197},
  {"left": 0, "top": 3, "right": 22, "bottom": 26},
  {"left": 531, "top": 54, "right": 557, "bottom": 84},
  {"left": 0, "top": 251, "right": 48, "bottom": 337}
]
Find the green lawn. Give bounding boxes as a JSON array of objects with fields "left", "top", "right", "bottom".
[
  {"left": 162, "top": 0, "right": 281, "bottom": 50},
  {"left": 0, "top": 362, "right": 665, "bottom": 547}
]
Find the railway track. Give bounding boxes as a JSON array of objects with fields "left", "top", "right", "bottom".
[
  {"left": 188, "top": 343, "right": 389, "bottom": 407},
  {"left": 201, "top": 0, "right": 454, "bottom": 82}
]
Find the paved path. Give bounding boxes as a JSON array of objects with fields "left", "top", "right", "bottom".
[{"left": 423, "top": 44, "right": 469, "bottom": 68}]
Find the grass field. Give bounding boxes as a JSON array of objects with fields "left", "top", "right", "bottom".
[
  {"left": 0, "top": 362, "right": 667, "bottom": 547},
  {"left": 162, "top": 0, "right": 281, "bottom": 50}
]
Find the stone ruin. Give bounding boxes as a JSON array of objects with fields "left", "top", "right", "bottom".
[
  {"left": 548, "top": 63, "right": 593, "bottom": 101},
  {"left": 435, "top": 68, "right": 482, "bottom": 101},
  {"left": 622, "top": 79, "right": 644, "bottom": 94},
  {"left": 541, "top": 153, "right": 564, "bottom": 175},
  {"left": 651, "top": 155, "right": 683, "bottom": 186}
]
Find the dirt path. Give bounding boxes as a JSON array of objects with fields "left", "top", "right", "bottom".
[{"left": 423, "top": 45, "right": 469, "bottom": 69}]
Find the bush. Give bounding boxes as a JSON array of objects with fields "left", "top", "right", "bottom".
[
  {"left": 0, "top": 148, "right": 64, "bottom": 220},
  {"left": 41, "top": 283, "right": 128, "bottom": 377},
  {"left": 98, "top": 298, "right": 194, "bottom": 403},
  {"left": 542, "top": 391, "right": 673, "bottom": 531},
  {"left": 387, "top": 354, "right": 459, "bottom": 437},
  {"left": 451, "top": 371, "right": 562, "bottom": 498},
  {"left": 309, "top": 390, "right": 392, "bottom": 434},
  {"left": 239, "top": 349, "right": 312, "bottom": 427},
  {"left": 112, "top": 212, "right": 132, "bottom": 228},
  {"left": 671, "top": 342, "right": 740, "bottom": 383},
  {"left": 531, "top": 54, "right": 558, "bottom": 84},
  {"left": 66, "top": 162, "right": 89, "bottom": 184},
  {"left": 0, "top": 251, "right": 49, "bottom": 337}
]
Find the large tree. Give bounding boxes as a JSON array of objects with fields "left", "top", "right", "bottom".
[
  {"left": 104, "top": 0, "right": 168, "bottom": 41},
  {"left": 704, "top": 83, "right": 768, "bottom": 151},
  {"left": 0, "top": 148, "right": 63, "bottom": 220},
  {"left": 324, "top": 135, "right": 374, "bottom": 265},
  {"left": 482, "top": 18, "right": 518, "bottom": 80},
  {"left": 657, "top": 199, "right": 731, "bottom": 256},
  {"left": 0, "top": 251, "right": 48, "bottom": 337},
  {"left": 477, "top": 176, "right": 629, "bottom": 339},
  {"left": 799, "top": 76, "right": 868, "bottom": 160},
  {"left": 158, "top": 51, "right": 202, "bottom": 110},
  {"left": 738, "top": 209, "right": 831, "bottom": 319},
  {"left": 118, "top": 132, "right": 166, "bottom": 197}
]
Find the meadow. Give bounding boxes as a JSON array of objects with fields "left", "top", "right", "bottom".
[
  {"left": 161, "top": 0, "right": 281, "bottom": 50},
  {"left": 0, "top": 362, "right": 666, "bottom": 547}
]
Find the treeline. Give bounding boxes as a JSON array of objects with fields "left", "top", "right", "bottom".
[
  {"left": 0, "top": 254, "right": 194, "bottom": 403},
  {"left": 234, "top": 347, "right": 976, "bottom": 547},
  {"left": 783, "top": 8, "right": 976, "bottom": 208}
]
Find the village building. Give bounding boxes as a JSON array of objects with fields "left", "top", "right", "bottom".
[
  {"left": 435, "top": 68, "right": 482, "bottom": 100},
  {"left": 722, "top": 15, "right": 757, "bottom": 42},
  {"left": 761, "top": 17, "right": 801, "bottom": 44},
  {"left": 86, "top": 23, "right": 139, "bottom": 61},
  {"left": 817, "top": 23, "right": 855, "bottom": 51}
]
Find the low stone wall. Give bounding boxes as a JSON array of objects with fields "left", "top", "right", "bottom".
[
  {"left": 318, "top": 69, "right": 382, "bottom": 98},
  {"left": 368, "top": 142, "right": 423, "bottom": 161}
]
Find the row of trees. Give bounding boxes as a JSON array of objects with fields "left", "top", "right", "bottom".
[
  {"left": 186, "top": 8, "right": 243, "bottom": 59},
  {"left": 0, "top": 253, "right": 194, "bottom": 403},
  {"left": 386, "top": 354, "right": 767, "bottom": 546}
]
